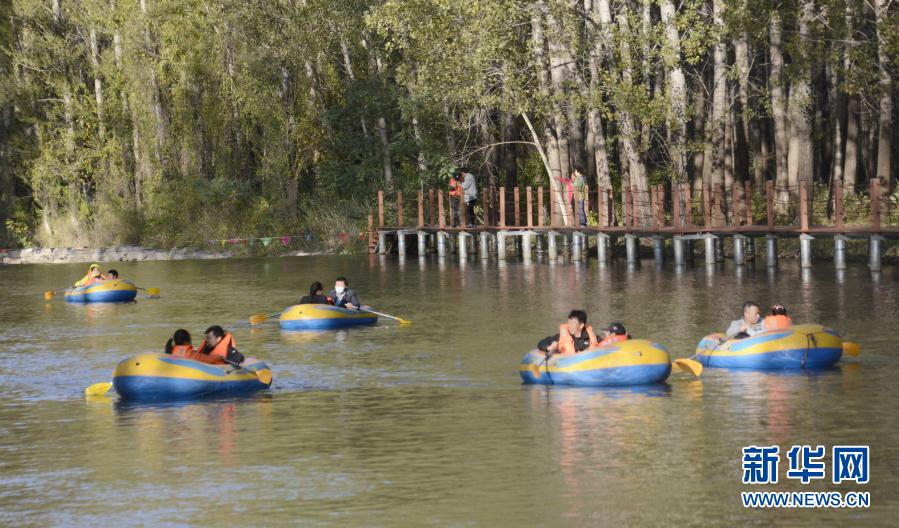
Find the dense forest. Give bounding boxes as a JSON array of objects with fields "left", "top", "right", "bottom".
[{"left": 0, "top": 0, "right": 896, "bottom": 248}]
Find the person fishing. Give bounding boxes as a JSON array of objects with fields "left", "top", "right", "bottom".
[
  {"left": 537, "top": 310, "right": 599, "bottom": 355},
  {"left": 195, "top": 326, "right": 245, "bottom": 364},
  {"left": 74, "top": 264, "right": 104, "bottom": 287},
  {"left": 327, "top": 277, "right": 361, "bottom": 310},
  {"left": 299, "top": 281, "right": 333, "bottom": 305},
  {"left": 164, "top": 329, "right": 225, "bottom": 364}
]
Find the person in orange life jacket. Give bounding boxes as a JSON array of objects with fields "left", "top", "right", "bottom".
[
  {"left": 327, "top": 277, "right": 361, "bottom": 310},
  {"left": 448, "top": 172, "right": 463, "bottom": 227},
  {"left": 164, "top": 329, "right": 225, "bottom": 364},
  {"left": 74, "top": 263, "right": 104, "bottom": 287},
  {"left": 763, "top": 304, "right": 793, "bottom": 330},
  {"left": 597, "top": 322, "right": 630, "bottom": 346},
  {"left": 299, "top": 281, "right": 333, "bottom": 305},
  {"left": 537, "top": 310, "right": 599, "bottom": 355},
  {"left": 195, "top": 325, "right": 245, "bottom": 364}
]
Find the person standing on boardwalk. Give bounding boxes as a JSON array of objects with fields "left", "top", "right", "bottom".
[
  {"left": 448, "top": 172, "right": 463, "bottom": 227},
  {"left": 572, "top": 167, "right": 588, "bottom": 227},
  {"left": 460, "top": 169, "right": 478, "bottom": 227}
]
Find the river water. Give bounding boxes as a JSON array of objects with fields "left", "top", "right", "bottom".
[{"left": 0, "top": 256, "right": 896, "bottom": 526}]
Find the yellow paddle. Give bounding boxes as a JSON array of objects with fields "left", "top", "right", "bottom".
[
  {"left": 225, "top": 360, "right": 274, "bottom": 385},
  {"left": 359, "top": 307, "right": 412, "bottom": 326},
  {"left": 672, "top": 358, "right": 703, "bottom": 377},
  {"left": 137, "top": 286, "right": 161, "bottom": 297},
  {"left": 44, "top": 290, "right": 60, "bottom": 301},
  {"left": 249, "top": 312, "right": 282, "bottom": 326},
  {"left": 842, "top": 341, "right": 860, "bottom": 357},
  {"left": 85, "top": 382, "right": 113, "bottom": 396}
]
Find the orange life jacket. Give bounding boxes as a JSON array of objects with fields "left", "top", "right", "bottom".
[
  {"left": 449, "top": 178, "right": 463, "bottom": 198},
  {"left": 196, "top": 333, "right": 237, "bottom": 359},
  {"left": 558, "top": 324, "right": 599, "bottom": 355},
  {"left": 763, "top": 315, "right": 792, "bottom": 330},
  {"left": 171, "top": 344, "right": 224, "bottom": 364},
  {"left": 597, "top": 333, "right": 629, "bottom": 347}
]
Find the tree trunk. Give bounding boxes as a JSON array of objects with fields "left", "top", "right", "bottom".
[
  {"left": 770, "top": 10, "right": 789, "bottom": 212},
  {"left": 710, "top": 0, "right": 727, "bottom": 191},
  {"left": 660, "top": 0, "right": 688, "bottom": 182},
  {"left": 88, "top": 29, "right": 105, "bottom": 138},
  {"left": 874, "top": 0, "right": 893, "bottom": 194},
  {"left": 786, "top": 0, "right": 814, "bottom": 203},
  {"left": 500, "top": 111, "right": 518, "bottom": 188},
  {"left": 734, "top": 15, "right": 752, "bottom": 186}
]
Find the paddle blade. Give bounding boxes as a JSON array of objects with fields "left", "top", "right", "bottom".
[
  {"left": 146, "top": 287, "right": 160, "bottom": 297},
  {"left": 44, "top": 291, "right": 55, "bottom": 301},
  {"left": 673, "top": 359, "right": 703, "bottom": 377},
  {"left": 84, "top": 382, "right": 113, "bottom": 396},
  {"left": 257, "top": 369, "right": 273, "bottom": 386},
  {"left": 843, "top": 341, "right": 860, "bottom": 357},
  {"left": 398, "top": 318, "right": 412, "bottom": 326},
  {"left": 249, "top": 314, "right": 269, "bottom": 325}
]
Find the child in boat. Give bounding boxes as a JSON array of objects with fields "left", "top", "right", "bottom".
[
  {"left": 164, "top": 329, "right": 225, "bottom": 364},
  {"left": 105, "top": 269, "right": 119, "bottom": 280},
  {"left": 298, "top": 281, "right": 333, "bottom": 305},
  {"left": 597, "top": 322, "right": 630, "bottom": 346},
  {"left": 73, "top": 264, "right": 104, "bottom": 287},
  {"left": 763, "top": 304, "right": 793, "bottom": 330}
]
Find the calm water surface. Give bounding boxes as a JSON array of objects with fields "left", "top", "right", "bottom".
[{"left": 0, "top": 255, "right": 897, "bottom": 526}]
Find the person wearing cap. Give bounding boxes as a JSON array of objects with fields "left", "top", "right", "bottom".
[
  {"left": 726, "top": 301, "right": 764, "bottom": 339},
  {"left": 763, "top": 304, "right": 792, "bottom": 330},
  {"left": 74, "top": 264, "right": 104, "bottom": 287},
  {"left": 537, "top": 310, "right": 599, "bottom": 355},
  {"left": 597, "top": 322, "right": 630, "bottom": 346}
]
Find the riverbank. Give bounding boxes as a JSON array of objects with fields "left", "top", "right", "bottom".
[{"left": 0, "top": 245, "right": 321, "bottom": 265}]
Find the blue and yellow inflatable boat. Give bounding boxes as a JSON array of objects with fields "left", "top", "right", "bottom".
[
  {"left": 695, "top": 324, "right": 845, "bottom": 369},
  {"left": 65, "top": 279, "right": 138, "bottom": 303},
  {"left": 519, "top": 340, "right": 672, "bottom": 386},
  {"left": 113, "top": 353, "right": 273, "bottom": 401},
  {"left": 279, "top": 304, "right": 378, "bottom": 330}
]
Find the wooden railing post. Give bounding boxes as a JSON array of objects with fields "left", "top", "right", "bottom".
[
  {"left": 537, "top": 186, "right": 544, "bottom": 227},
  {"left": 625, "top": 187, "right": 633, "bottom": 230},
  {"left": 871, "top": 179, "right": 881, "bottom": 232},
  {"left": 607, "top": 188, "right": 615, "bottom": 227},
  {"left": 702, "top": 184, "right": 711, "bottom": 227},
  {"left": 687, "top": 183, "right": 694, "bottom": 227},
  {"left": 731, "top": 182, "right": 740, "bottom": 226},
  {"left": 526, "top": 186, "right": 533, "bottom": 227},
  {"left": 799, "top": 180, "right": 809, "bottom": 232},
  {"left": 460, "top": 190, "right": 467, "bottom": 228},
  {"left": 437, "top": 191, "right": 445, "bottom": 229},
  {"left": 743, "top": 181, "right": 752, "bottom": 225},
  {"left": 765, "top": 180, "right": 774, "bottom": 230},
  {"left": 428, "top": 189, "right": 435, "bottom": 226},
  {"left": 672, "top": 181, "right": 682, "bottom": 229},
  {"left": 713, "top": 184, "right": 724, "bottom": 227},
  {"left": 378, "top": 191, "right": 385, "bottom": 227},
  {"left": 397, "top": 191, "right": 404, "bottom": 227},
  {"left": 417, "top": 190, "right": 424, "bottom": 228},
  {"left": 834, "top": 178, "right": 844, "bottom": 231},
  {"left": 583, "top": 185, "right": 590, "bottom": 225},
  {"left": 499, "top": 187, "right": 506, "bottom": 228},
  {"left": 367, "top": 214, "right": 375, "bottom": 254},
  {"left": 513, "top": 186, "right": 521, "bottom": 226}
]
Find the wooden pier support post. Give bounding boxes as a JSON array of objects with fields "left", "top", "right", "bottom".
[
  {"left": 625, "top": 234, "right": 638, "bottom": 264},
  {"left": 378, "top": 232, "right": 387, "bottom": 255},
  {"left": 378, "top": 191, "right": 385, "bottom": 228},
  {"left": 596, "top": 233, "right": 610, "bottom": 262},
  {"left": 479, "top": 232, "right": 489, "bottom": 260},
  {"left": 458, "top": 232, "right": 468, "bottom": 260},
  {"left": 417, "top": 231, "right": 427, "bottom": 256},
  {"left": 800, "top": 234, "right": 813, "bottom": 269},
  {"left": 548, "top": 231, "right": 557, "bottom": 260},
  {"left": 397, "top": 231, "right": 407, "bottom": 257},
  {"left": 733, "top": 235, "right": 745, "bottom": 266},
  {"left": 704, "top": 235, "right": 717, "bottom": 266},
  {"left": 766, "top": 235, "right": 778, "bottom": 268},
  {"left": 834, "top": 235, "right": 847, "bottom": 270},
  {"left": 572, "top": 233, "right": 583, "bottom": 261},
  {"left": 652, "top": 236, "right": 664, "bottom": 264},
  {"left": 870, "top": 235, "right": 883, "bottom": 272},
  {"left": 437, "top": 232, "right": 447, "bottom": 258},
  {"left": 522, "top": 232, "right": 532, "bottom": 261},
  {"left": 497, "top": 231, "right": 507, "bottom": 260},
  {"left": 673, "top": 236, "right": 685, "bottom": 267}
]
